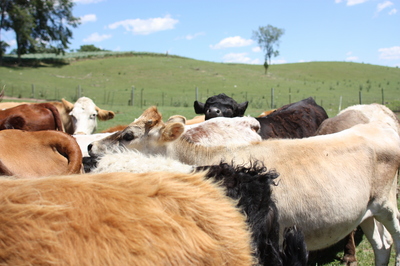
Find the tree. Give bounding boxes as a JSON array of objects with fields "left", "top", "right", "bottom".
[
  {"left": 77, "top": 45, "right": 105, "bottom": 52},
  {"left": 252, "top": 25, "right": 285, "bottom": 74},
  {"left": 0, "top": 0, "right": 80, "bottom": 64},
  {"left": 0, "top": 41, "right": 9, "bottom": 56}
]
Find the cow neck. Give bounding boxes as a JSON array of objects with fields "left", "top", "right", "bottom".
[{"left": 168, "top": 137, "right": 238, "bottom": 166}]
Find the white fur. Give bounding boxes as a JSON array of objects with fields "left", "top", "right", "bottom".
[{"left": 92, "top": 149, "right": 194, "bottom": 174}]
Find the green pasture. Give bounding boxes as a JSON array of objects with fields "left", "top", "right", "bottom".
[
  {"left": 1, "top": 52, "right": 400, "bottom": 132},
  {"left": 1, "top": 53, "right": 400, "bottom": 265}
]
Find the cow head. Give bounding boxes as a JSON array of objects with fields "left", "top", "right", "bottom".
[
  {"left": 194, "top": 93, "right": 248, "bottom": 120},
  {"left": 63, "top": 97, "right": 115, "bottom": 135},
  {"left": 88, "top": 106, "right": 185, "bottom": 157}
]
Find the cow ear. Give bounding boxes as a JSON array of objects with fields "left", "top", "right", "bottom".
[
  {"left": 237, "top": 101, "right": 249, "bottom": 116},
  {"left": 96, "top": 107, "right": 115, "bottom": 121},
  {"left": 161, "top": 122, "right": 185, "bottom": 142},
  {"left": 167, "top": 115, "right": 186, "bottom": 125},
  {"left": 61, "top": 98, "right": 74, "bottom": 112},
  {"left": 194, "top": 101, "right": 205, "bottom": 114}
]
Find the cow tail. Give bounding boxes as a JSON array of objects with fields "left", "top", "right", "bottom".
[
  {"left": 46, "top": 131, "right": 83, "bottom": 174},
  {"left": 42, "top": 103, "right": 64, "bottom": 132},
  {"left": 281, "top": 225, "right": 308, "bottom": 266}
]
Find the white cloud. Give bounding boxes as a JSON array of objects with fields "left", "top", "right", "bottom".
[
  {"left": 336, "top": 0, "right": 369, "bottom": 6},
  {"left": 222, "top": 53, "right": 261, "bottom": 64},
  {"left": 210, "top": 36, "right": 254, "bottom": 49},
  {"left": 185, "top": 32, "right": 205, "bottom": 40},
  {"left": 379, "top": 46, "right": 400, "bottom": 60},
  {"left": 377, "top": 1, "right": 394, "bottom": 12},
  {"left": 389, "top": 8, "right": 397, "bottom": 15},
  {"left": 346, "top": 56, "right": 359, "bottom": 61},
  {"left": 83, "top": 32, "right": 112, "bottom": 43},
  {"left": 80, "top": 14, "right": 97, "bottom": 24},
  {"left": 176, "top": 32, "right": 205, "bottom": 40},
  {"left": 73, "top": 0, "right": 105, "bottom": 4},
  {"left": 108, "top": 15, "right": 178, "bottom": 35},
  {"left": 252, "top": 46, "right": 261, "bottom": 52}
]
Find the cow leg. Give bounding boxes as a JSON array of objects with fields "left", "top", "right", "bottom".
[
  {"left": 360, "top": 217, "right": 392, "bottom": 266},
  {"left": 342, "top": 229, "right": 357, "bottom": 266}
]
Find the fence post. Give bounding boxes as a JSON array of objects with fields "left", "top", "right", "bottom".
[
  {"left": 140, "top": 88, "right": 144, "bottom": 108},
  {"left": 77, "top": 85, "right": 82, "bottom": 99},
  {"left": 271, "top": 88, "right": 274, "bottom": 109},
  {"left": 130, "top": 86, "right": 135, "bottom": 106},
  {"left": 359, "top": 91, "right": 362, "bottom": 104},
  {"left": 381, "top": 88, "right": 384, "bottom": 104},
  {"left": 31, "top": 84, "right": 35, "bottom": 98}
]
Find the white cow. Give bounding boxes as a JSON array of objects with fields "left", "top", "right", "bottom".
[{"left": 89, "top": 106, "right": 400, "bottom": 266}]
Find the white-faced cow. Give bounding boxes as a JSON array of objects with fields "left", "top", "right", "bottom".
[
  {"left": 0, "top": 171, "right": 254, "bottom": 265},
  {"left": 89, "top": 106, "right": 400, "bottom": 266},
  {"left": 0, "top": 97, "right": 115, "bottom": 135}
]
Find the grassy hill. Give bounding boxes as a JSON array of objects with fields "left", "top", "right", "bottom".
[
  {"left": 1, "top": 53, "right": 400, "bottom": 265},
  {"left": 1, "top": 52, "right": 400, "bottom": 132}
]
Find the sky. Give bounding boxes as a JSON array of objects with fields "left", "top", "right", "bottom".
[{"left": 2, "top": 0, "right": 400, "bottom": 67}]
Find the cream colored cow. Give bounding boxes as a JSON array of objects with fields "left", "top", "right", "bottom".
[{"left": 89, "top": 106, "right": 400, "bottom": 266}]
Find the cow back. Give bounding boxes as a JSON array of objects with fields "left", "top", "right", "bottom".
[
  {"left": 0, "top": 130, "right": 82, "bottom": 178},
  {"left": 256, "top": 97, "right": 328, "bottom": 139}
]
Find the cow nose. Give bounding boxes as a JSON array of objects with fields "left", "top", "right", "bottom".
[{"left": 206, "top": 107, "right": 222, "bottom": 119}]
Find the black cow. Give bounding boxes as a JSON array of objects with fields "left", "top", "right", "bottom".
[
  {"left": 256, "top": 97, "right": 328, "bottom": 139},
  {"left": 194, "top": 93, "right": 248, "bottom": 119},
  {"left": 196, "top": 162, "right": 308, "bottom": 266},
  {"left": 194, "top": 94, "right": 328, "bottom": 140}
]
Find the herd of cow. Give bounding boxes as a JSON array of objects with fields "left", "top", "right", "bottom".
[{"left": 0, "top": 93, "right": 399, "bottom": 266}]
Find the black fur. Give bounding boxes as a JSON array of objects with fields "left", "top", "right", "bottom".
[
  {"left": 194, "top": 93, "right": 248, "bottom": 120},
  {"left": 196, "top": 161, "right": 308, "bottom": 266}
]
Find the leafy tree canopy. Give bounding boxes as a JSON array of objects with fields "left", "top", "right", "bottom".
[
  {"left": 0, "top": 0, "right": 80, "bottom": 63},
  {"left": 78, "top": 44, "right": 108, "bottom": 52},
  {"left": 252, "top": 25, "right": 285, "bottom": 74}
]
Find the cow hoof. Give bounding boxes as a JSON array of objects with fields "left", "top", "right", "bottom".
[{"left": 342, "top": 255, "right": 357, "bottom": 266}]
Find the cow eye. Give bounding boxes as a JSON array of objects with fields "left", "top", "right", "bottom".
[
  {"left": 122, "top": 132, "right": 135, "bottom": 141},
  {"left": 90, "top": 114, "right": 97, "bottom": 119}
]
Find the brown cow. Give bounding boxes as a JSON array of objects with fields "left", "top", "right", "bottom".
[
  {"left": 0, "top": 103, "right": 63, "bottom": 131},
  {"left": 0, "top": 97, "right": 115, "bottom": 134},
  {"left": 0, "top": 130, "right": 83, "bottom": 178},
  {"left": 0, "top": 171, "right": 254, "bottom": 265}
]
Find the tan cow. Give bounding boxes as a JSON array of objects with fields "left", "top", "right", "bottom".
[
  {"left": 314, "top": 103, "right": 400, "bottom": 265},
  {"left": 0, "top": 171, "right": 254, "bottom": 265},
  {"left": 0, "top": 130, "right": 83, "bottom": 177},
  {"left": 0, "top": 97, "right": 115, "bottom": 134},
  {"left": 89, "top": 106, "right": 400, "bottom": 266}
]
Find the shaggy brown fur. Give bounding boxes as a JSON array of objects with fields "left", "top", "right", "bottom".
[{"left": 0, "top": 171, "right": 254, "bottom": 265}]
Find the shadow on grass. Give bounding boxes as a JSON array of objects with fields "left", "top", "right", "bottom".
[
  {"left": 0, "top": 57, "right": 69, "bottom": 68},
  {"left": 307, "top": 227, "right": 364, "bottom": 265}
]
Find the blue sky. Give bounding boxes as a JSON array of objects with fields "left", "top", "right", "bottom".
[{"left": 2, "top": 0, "right": 400, "bottom": 67}]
